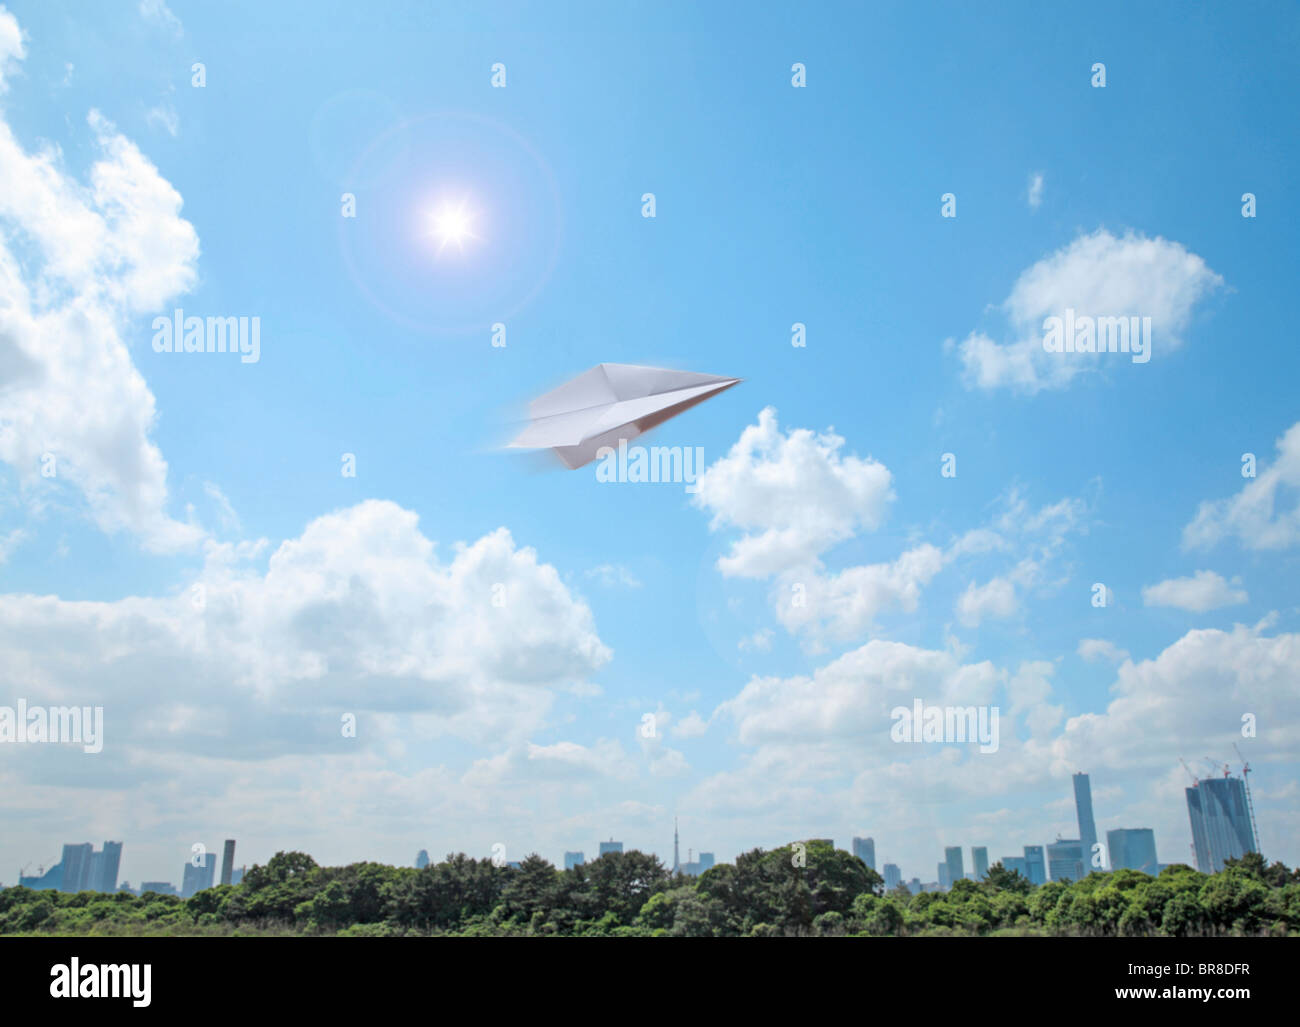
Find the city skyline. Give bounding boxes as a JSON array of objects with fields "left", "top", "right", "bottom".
[{"left": 10, "top": 768, "right": 1256, "bottom": 890}]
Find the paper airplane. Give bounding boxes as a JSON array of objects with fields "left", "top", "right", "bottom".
[{"left": 509, "top": 362, "right": 742, "bottom": 469}]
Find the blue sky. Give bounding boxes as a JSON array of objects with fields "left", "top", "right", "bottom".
[{"left": 0, "top": 0, "right": 1297, "bottom": 888}]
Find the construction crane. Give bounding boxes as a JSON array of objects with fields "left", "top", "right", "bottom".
[
  {"left": 1204, "top": 757, "right": 1230, "bottom": 777},
  {"left": 1234, "top": 743, "right": 1262, "bottom": 857},
  {"left": 1179, "top": 757, "right": 1198, "bottom": 784}
]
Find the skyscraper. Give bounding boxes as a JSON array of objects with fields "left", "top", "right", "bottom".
[
  {"left": 883, "top": 863, "right": 902, "bottom": 890},
  {"left": 1023, "top": 845, "right": 1046, "bottom": 885},
  {"left": 59, "top": 843, "right": 93, "bottom": 893},
  {"left": 680, "top": 851, "right": 715, "bottom": 877},
  {"left": 852, "top": 836, "right": 876, "bottom": 871},
  {"left": 673, "top": 818, "right": 680, "bottom": 874},
  {"left": 1186, "top": 775, "right": 1257, "bottom": 873},
  {"left": 181, "top": 853, "right": 217, "bottom": 899},
  {"left": 972, "top": 846, "right": 989, "bottom": 880},
  {"left": 97, "top": 841, "right": 122, "bottom": 893},
  {"left": 564, "top": 851, "right": 585, "bottom": 870},
  {"left": 1002, "top": 856, "right": 1028, "bottom": 878},
  {"left": 415, "top": 849, "right": 429, "bottom": 869},
  {"left": 938, "top": 861, "right": 952, "bottom": 890},
  {"left": 1073, "top": 772, "right": 1098, "bottom": 866},
  {"left": 1047, "top": 839, "right": 1085, "bottom": 882},
  {"left": 944, "top": 846, "right": 964, "bottom": 886},
  {"left": 1107, "top": 828, "right": 1159, "bottom": 874},
  {"left": 598, "top": 839, "right": 622, "bottom": 857},
  {"left": 221, "top": 839, "right": 237, "bottom": 886}
]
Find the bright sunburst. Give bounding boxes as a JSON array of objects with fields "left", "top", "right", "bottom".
[{"left": 428, "top": 197, "right": 480, "bottom": 254}]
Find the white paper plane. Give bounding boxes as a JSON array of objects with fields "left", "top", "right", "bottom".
[{"left": 509, "top": 363, "right": 742, "bottom": 469}]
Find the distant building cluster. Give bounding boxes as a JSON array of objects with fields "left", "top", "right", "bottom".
[
  {"left": 13, "top": 767, "right": 1262, "bottom": 896},
  {"left": 881, "top": 768, "right": 1259, "bottom": 893},
  {"left": 17, "top": 838, "right": 244, "bottom": 898}
]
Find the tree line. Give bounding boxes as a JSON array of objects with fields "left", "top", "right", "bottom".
[{"left": 1, "top": 841, "right": 1296, "bottom": 936}]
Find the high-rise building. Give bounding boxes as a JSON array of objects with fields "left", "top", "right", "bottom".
[
  {"left": 1186, "top": 775, "right": 1257, "bottom": 873},
  {"left": 883, "top": 863, "right": 902, "bottom": 890},
  {"left": 1047, "top": 840, "right": 1085, "bottom": 882},
  {"left": 598, "top": 839, "right": 622, "bottom": 857},
  {"left": 1107, "top": 828, "right": 1159, "bottom": 874},
  {"left": 220, "top": 840, "right": 237, "bottom": 886},
  {"left": 180, "top": 853, "right": 217, "bottom": 899},
  {"left": 1002, "top": 856, "right": 1028, "bottom": 878},
  {"left": 680, "top": 852, "right": 715, "bottom": 877},
  {"left": 1073, "top": 772, "right": 1098, "bottom": 867},
  {"left": 415, "top": 849, "right": 430, "bottom": 869},
  {"left": 47, "top": 842, "right": 120, "bottom": 893},
  {"left": 972, "top": 846, "right": 989, "bottom": 880},
  {"left": 937, "top": 861, "right": 952, "bottom": 890},
  {"left": 564, "top": 851, "right": 585, "bottom": 870},
  {"left": 944, "top": 846, "right": 964, "bottom": 886},
  {"left": 673, "top": 818, "right": 680, "bottom": 873},
  {"left": 97, "top": 842, "right": 122, "bottom": 893},
  {"left": 230, "top": 867, "right": 245, "bottom": 886},
  {"left": 59, "top": 843, "right": 94, "bottom": 893},
  {"left": 1023, "top": 845, "right": 1046, "bottom": 885},
  {"left": 852, "top": 836, "right": 876, "bottom": 871}
]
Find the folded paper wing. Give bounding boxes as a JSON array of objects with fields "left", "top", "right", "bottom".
[{"left": 509, "top": 363, "right": 742, "bottom": 469}]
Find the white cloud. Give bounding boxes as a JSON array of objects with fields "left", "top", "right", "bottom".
[
  {"left": 778, "top": 542, "right": 947, "bottom": 641},
  {"left": 0, "top": 527, "right": 23, "bottom": 564},
  {"left": 146, "top": 102, "right": 178, "bottom": 137},
  {"left": 956, "top": 576, "right": 1018, "bottom": 627},
  {"left": 1050, "top": 619, "right": 1300, "bottom": 771},
  {"left": 738, "top": 627, "right": 773, "bottom": 652},
  {"left": 1077, "top": 638, "right": 1130, "bottom": 664},
  {"left": 1142, "top": 570, "right": 1248, "bottom": 613},
  {"left": 0, "top": 14, "right": 201, "bottom": 550},
  {"left": 672, "top": 711, "right": 709, "bottom": 739},
  {"left": 0, "top": 501, "right": 612, "bottom": 757},
  {"left": 1184, "top": 421, "right": 1300, "bottom": 551},
  {"left": 955, "top": 229, "right": 1222, "bottom": 393},
  {"left": 1007, "top": 659, "right": 1063, "bottom": 737},
  {"left": 585, "top": 563, "right": 642, "bottom": 589},
  {"left": 139, "top": 0, "right": 182, "bottom": 35},
  {"left": 1027, "top": 171, "right": 1044, "bottom": 210},
  {"left": 692, "top": 407, "right": 893, "bottom": 577}
]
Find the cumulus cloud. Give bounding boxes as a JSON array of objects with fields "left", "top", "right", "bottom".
[
  {"left": 778, "top": 542, "right": 947, "bottom": 641},
  {"left": 1141, "top": 570, "right": 1247, "bottom": 613},
  {"left": 956, "top": 575, "right": 1018, "bottom": 627},
  {"left": 0, "top": 11, "right": 201, "bottom": 550},
  {"left": 1050, "top": 619, "right": 1300, "bottom": 771},
  {"left": 1183, "top": 421, "right": 1300, "bottom": 551},
  {"left": 0, "top": 501, "right": 612, "bottom": 760},
  {"left": 691, "top": 407, "right": 893, "bottom": 578},
  {"left": 954, "top": 229, "right": 1222, "bottom": 393}
]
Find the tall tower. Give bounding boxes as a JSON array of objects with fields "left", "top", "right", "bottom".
[
  {"left": 1073, "top": 772, "right": 1097, "bottom": 867},
  {"left": 220, "top": 839, "right": 237, "bottom": 887},
  {"left": 673, "top": 817, "right": 680, "bottom": 874}
]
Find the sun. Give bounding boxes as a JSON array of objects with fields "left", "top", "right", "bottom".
[{"left": 428, "top": 197, "right": 480, "bottom": 254}]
